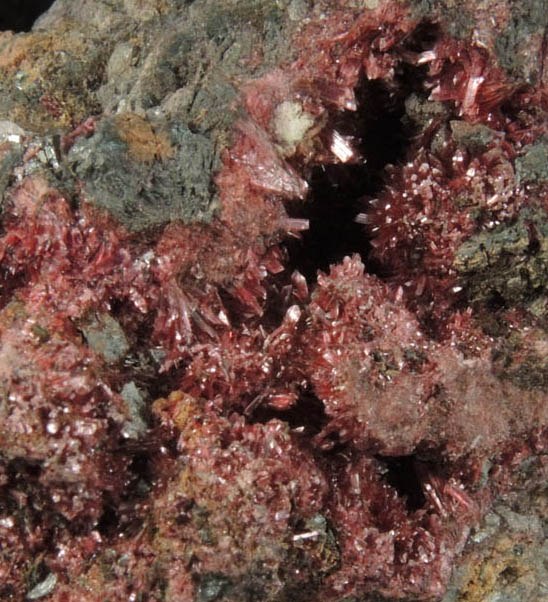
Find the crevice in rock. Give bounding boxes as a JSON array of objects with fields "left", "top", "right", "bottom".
[
  {"left": 249, "top": 390, "right": 328, "bottom": 438},
  {"left": 96, "top": 504, "right": 120, "bottom": 538},
  {"left": 378, "top": 455, "right": 427, "bottom": 511},
  {"left": 283, "top": 46, "right": 438, "bottom": 283}
]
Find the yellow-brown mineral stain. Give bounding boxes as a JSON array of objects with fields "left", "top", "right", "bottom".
[
  {"left": 455, "top": 535, "right": 534, "bottom": 602},
  {"left": 114, "top": 113, "right": 173, "bottom": 163}
]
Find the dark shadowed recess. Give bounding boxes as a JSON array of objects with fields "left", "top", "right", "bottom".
[
  {"left": 251, "top": 390, "right": 329, "bottom": 438},
  {"left": 378, "top": 455, "right": 427, "bottom": 511},
  {"left": 0, "top": 0, "right": 56, "bottom": 32},
  {"left": 284, "top": 22, "right": 441, "bottom": 283},
  {"left": 284, "top": 76, "right": 413, "bottom": 283}
]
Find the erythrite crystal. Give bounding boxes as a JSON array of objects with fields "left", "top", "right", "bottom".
[
  {"left": 151, "top": 396, "right": 330, "bottom": 602},
  {"left": 0, "top": 1, "right": 547, "bottom": 601}
]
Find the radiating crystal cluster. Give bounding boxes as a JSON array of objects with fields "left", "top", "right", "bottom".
[{"left": 0, "top": 2, "right": 547, "bottom": 601}]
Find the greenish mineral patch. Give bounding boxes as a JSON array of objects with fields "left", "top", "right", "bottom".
[
  {"left": 81, "top": 312, "right": 130, "bottom": 363},
  {"left": 204, "top": 1, "right": 283, "bottom": 46},
  {"left": 27, "top": 572, "right": 57, "bottom": 600},
  {"left": 454, "top": 208, "right": 548, "bottom": 315},
  {"left": 197, "top": 573, "right": 233, "bottom": 602},
  {"left": 120, "top": 382, "right": 148, "bottom": 439},
  {"left": 405, "top": 93, "right": 447, "bottom": 134},
  {"left": 494, "top": 0, "right": 548, "bottom": 83},
  {"left": 67, "top": 116, "right": 219, "bottom": 231},
  {"left": 409, "top": 0, "right": 475, "bottom": 41},
  {"left": 515, "top": 141, "right": 548, "bottom": 186},
  {"left": 0, "top": 141, "right": 23, "bottom": 209},
  {"left": 450, "top": 121, "right": 499, "bottom": 154},
  {"left": 295, "top": 514, "right": 340, "bottom": 575},
  {"left": 507, "top": 357, "right": 548, "bottom": 391},
  {"left": 491, "top": 325, "right": 548, "bottom": 392}
]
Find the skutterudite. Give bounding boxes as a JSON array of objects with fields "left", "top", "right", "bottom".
[{"left": 0, "top": 1, "right": 547, "bottom": 602}]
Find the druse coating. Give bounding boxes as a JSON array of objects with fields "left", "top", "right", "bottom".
[{"left": 0, "top": 1, "right": 547, "bottom": 601}]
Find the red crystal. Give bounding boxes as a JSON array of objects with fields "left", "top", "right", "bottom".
[{"left": 1, "top": 3, "right": 547, "bottom": 601}]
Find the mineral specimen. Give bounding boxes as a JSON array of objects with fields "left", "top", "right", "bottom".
[{"left": 0, "top": 1, "right": 546, "bottom": 601}]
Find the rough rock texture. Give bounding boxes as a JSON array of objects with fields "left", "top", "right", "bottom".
[{"left": 0, "top": 1, "right": 547, "bottom": 602}]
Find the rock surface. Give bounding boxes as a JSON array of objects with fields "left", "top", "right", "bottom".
[{"left": 0, "top": 1, "right": 546, "bottom": 601}]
